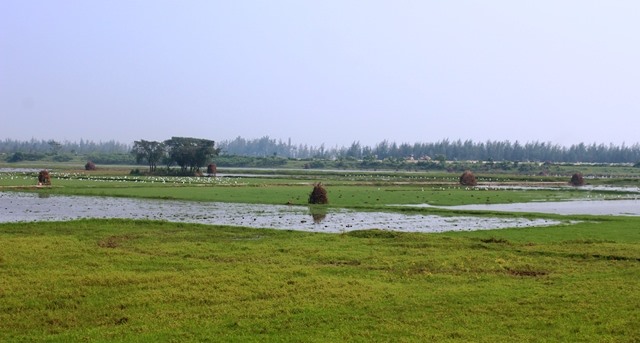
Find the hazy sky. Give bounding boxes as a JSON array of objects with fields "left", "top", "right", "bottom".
[{"left": 2, "top": 1, "right": 639, "bottom": 147}]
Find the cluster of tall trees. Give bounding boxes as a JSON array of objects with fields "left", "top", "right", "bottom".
[
  {"left": 339, "top": 140, "right": 640, "bottom": 163},
  {"left": 218, "top": 136, "right": 329, "bottom": 159},
  {"left": 132, "top": 137, "right": 220, "bottom": 173},
  {"left": 218, "top": 137, "right": 640, "bottom": 163}
]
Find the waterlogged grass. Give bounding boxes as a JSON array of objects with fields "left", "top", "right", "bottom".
[
  {"left": 0, "top": 170, "right": 629, "bottom": 208},
  {"left": 0, "top": 219, "right": 638, "bottom": 342}
]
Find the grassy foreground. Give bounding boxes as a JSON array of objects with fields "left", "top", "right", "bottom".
[{"left": 1, "top": 218, "right": 639, "bottom": 342}]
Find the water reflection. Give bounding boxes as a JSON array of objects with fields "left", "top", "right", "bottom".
[{"left": 309, "top": 206, "right": 328, "bottom": 224}]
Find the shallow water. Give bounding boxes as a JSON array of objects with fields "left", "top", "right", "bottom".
[
  {"left": 402, "top": 199, "right": 640, "bottom": 216},
  {"left": 0, "top": 168, "right": 43, "bottom": 173},
  {"left": 477, "top": 184, "right": 640, "bottom": 194},
  {"left": 0, "top": 192, "right": 561, "bottom": 233}
]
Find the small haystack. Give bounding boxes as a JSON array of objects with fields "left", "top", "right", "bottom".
[
  {"left": 308, "top": 183, "right": 328, "bottom": 204},
  {"left": 38, "top": 170, "right": 51, "bottom": 186},
  {"left": 459, "top": 170, "right": 477, "bottom": 186},
  {"left": 570, "top": 173, "right": 585, "bottom": 186}
]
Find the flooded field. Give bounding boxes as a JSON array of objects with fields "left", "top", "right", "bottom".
[
  {"left": 449, "top": 199, "right": 640, "bottom": 216},
  {"left": 0, "top": 192, "right": 562, "bottom": 233},
  {"left": 402, "top": 199, "right": 640, "bottom": 216}
]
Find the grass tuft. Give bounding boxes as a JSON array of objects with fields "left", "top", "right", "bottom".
[{"left": 345, "top": 229, "right": 401, "bottom": 239}]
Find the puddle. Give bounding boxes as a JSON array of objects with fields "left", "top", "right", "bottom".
[
  {"left": 399, "top": 199, "right": 640, "bottom": 216},
  {"left": 0, "top": 192, "right": 562, "bottom": 233}
]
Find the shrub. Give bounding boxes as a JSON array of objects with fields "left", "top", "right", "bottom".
[
  {"left": 308, "top": 183, "right": 328, "bottom": 204},
  {"left": 85, "top": 161, "right": 97, "bottom": 170},
  {"left": 37, "top": 170, "right": 51, "bottom": 185},
  {"left": 52, "top": 154, "right": 73, "bottom": 162},
  {"left": 87, "top": 153, "right": 136, "bottom": 165},
  {"left": 6, "top": 152, "right": 46, "bottom": 162},
  {"left": 6, "top": 152, "right": 24, "bottom": 163},
  {"left": 570, "top": 172, "right": 585, "bottom": 186},
  {"left": 304, "top": 160, "right": 326, "bottom": 169},
  {"left": 459, "top": 170, "right": 477, "bottom": 186}
]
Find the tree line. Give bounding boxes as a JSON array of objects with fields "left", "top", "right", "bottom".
[
  {"left": 0, "top": 138, "right": 130, "bottom": 155},
  {"left": 337, "top": 140, "right": 640, "bottom": 163},
  {"left": 219, "top": 137, "right": 640, "bottom": 163},
  {"left": 3, "top": 136, "right": 640, "bottom": 164},
  {"left": 1, "top": 139, "right": 133, "bottom": 164}
]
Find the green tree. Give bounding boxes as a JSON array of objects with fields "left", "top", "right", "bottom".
[
  {"left": 131, "top": 140, "right": 165, "bottom": 173},
  {"left": 164, "top": 137, "right": 220, "bottom": 173},
  {"left": 48, "top": 140, "right": 62, "bottom": 155}
]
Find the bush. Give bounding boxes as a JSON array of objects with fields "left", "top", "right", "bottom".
[
  {"left": 87, "top": 153, "right": 136, "bottom": 165},
  {"left": 570, "top": 173, "right": 585, "bottom": 186},
  {"left": 38, "top": 170, "right": 51, "bottom": 185},
  {"left": 85, "top": 161, "right": 97, "bottom": 171},
  {"left": 6, "top": 152, "right": 46, "bottom": 162},
  {"left": 459, "top": 170, "right": 477, "bottom": 186},
  {"left": 6, "top": 152, "right": 24, "bottom": 163},
  {"left": 52, "top": 154, "right": 73, "bottom": 162},
  {"left": 304, "top": 160, "right": 327, "bottom": 169},
  {"left": 308, "top": 183, "right": 328, "bottom": 204}
]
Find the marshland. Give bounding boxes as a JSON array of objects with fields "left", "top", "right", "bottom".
[{"left": 1, "top": 159, "right": 639, "bottom": 342}]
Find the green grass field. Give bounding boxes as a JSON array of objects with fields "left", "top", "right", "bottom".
[
  {"left": 1, "top": 219, "right": 639, "bottom": 342},
  {"left": 1, "top": 165, "right": 639, "bottom": 341}
]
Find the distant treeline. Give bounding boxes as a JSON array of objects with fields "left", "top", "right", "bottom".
[
  {"left": 0, "top": 139, "right": 130, "bottom": 155},
  {"left": 219, "top": 137, "right": 640, "bottom": 163},
  {"left": 0, "top": 139, "right": 133, "bottom": 164},
  {"left": 2, "top": 137, "right": 640, "bottom": 163}
]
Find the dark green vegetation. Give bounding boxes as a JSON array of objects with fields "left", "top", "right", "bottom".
[
  {"left": 133, "top": 137, "right": 221, "bottom": 174},
  {"left": 4, "top": 137, "right": 640, "bottom": 166},
  {"left": 220, "top": 136, "right": 640, "bottom": 163},
  {"left": 1, "top": 219, "right": 639, "bottom": 342}
]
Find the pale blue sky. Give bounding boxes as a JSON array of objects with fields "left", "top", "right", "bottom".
[{"left": 1, "top": 1, "right": 639, "bottom": 147}]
